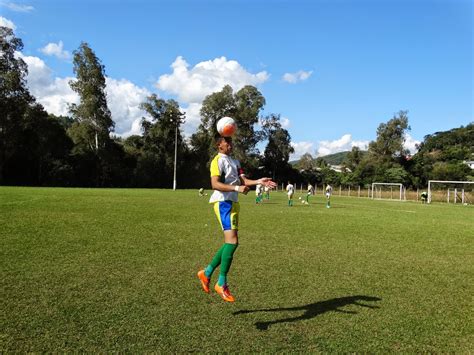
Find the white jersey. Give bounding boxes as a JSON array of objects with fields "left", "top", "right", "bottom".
[
  {"left": 256, "top": 184, "right": 262, "bottom": 195},
  {"left": 325, "top": 185, "right": 333, "bottom": 197},
  {"left": 209, "top": 153, "right": 244, "bottom": 203},
  {"left": 286, "top": 184, "right": 294, "bottom": 195},
  {"left": 307, "top": 184, "right": 313, "bottom": 194}
]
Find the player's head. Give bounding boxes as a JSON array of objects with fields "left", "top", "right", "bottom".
[{"left": 215, "top": 136, "right": 233, "bottom": 154}]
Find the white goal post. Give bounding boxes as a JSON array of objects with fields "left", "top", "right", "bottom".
[
  {"left": 427, "top": 180, "right": 474, "bottom": 204},
  {"left": 371, "top": 183, "right": 404, "bottom": 200}
]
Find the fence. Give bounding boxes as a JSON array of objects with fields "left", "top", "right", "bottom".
[{"left": 277, "top": 183, "right": 473, "bottom": 204}]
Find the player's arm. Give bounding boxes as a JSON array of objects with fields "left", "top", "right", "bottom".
[
  {"left": 211, "top": 175, "right": 250, "bottom": 194},
  {"left": 240, "top": 176, "right": 277, "bottom": 189}
]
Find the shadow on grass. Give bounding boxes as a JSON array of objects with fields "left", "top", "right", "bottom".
[{"left": 233, "top": 295, "right": 381, "bottom": 330}]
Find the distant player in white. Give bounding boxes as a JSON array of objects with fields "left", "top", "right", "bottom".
[
  {"left": 255, "top": 183, "right": 263, "bottom": 204},
  {"left": 264, "top": 185, "right": 270, "bottom": 200},
  {"left": 286, "top": 182, "right": 294, "bottom": 206},
  {"left": 325, "top": 184, "right": 333, "bottom": 208},
  {"left": 306, "top": 183, "right": 314, "bottom": 203}
]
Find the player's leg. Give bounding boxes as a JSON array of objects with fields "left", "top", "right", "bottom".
[
  {"left": 198, "top": 201, "right": 233, "bottom": 293},
  {"left": 213, "top": 202, "right": 239, "bottom": 302}
]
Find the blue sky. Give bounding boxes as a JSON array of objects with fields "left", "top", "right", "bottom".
[{"left": 1, "top": 0, "right": 472, "bottom": 158}]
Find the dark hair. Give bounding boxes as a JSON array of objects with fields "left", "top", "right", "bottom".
[{"left": 214, "top": 136, "right": 232, "bottom": 148}]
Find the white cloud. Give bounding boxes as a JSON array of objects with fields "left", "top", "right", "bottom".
[
  {"left": 404, "top": 133, "right": 420, "bottom": 154},
  {"left": 156, "top": 56, "right": 269, "bottom": 104},
  {"left": 317, "top": 134, "right": 369, "bottom": 157},
  {"left": 19, "top": 53, "right": 272, "bottom": 138},
  {"left": 19, "top": 53, "right": 78, "bottom": 116},
  {"left": 290, "top": 141, "right": 314, "bottom": 160},
  {"left": 105, "top": 78, "right": 151, "bottom": 136},
  {"left": 0, "top": 16, "right": 16, "bottom": 29},
  {"left": 20, "top": 53, "right": 151, "bottom": 137},
  {"left": 39, "top": 41, "right": 71, "bottom": 60},
  {"left": 280, "top": 117, "right": 290, "bottom": 129},
  {"left": 180, "top": 102, "right": 203, "bottom": 137},
  {"left": 282, "top": 70, "right": 313, "bottom": 84},
  {"left": 0, "top": 1, "right": 34, "bottom": 12}
]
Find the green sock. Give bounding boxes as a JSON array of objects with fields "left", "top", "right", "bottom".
[
  {"left": 218, "top": 243, "right": 238, "bottom": 286},
  {"left": 205, "top": 244, "right": 226, "bottom": 278}
]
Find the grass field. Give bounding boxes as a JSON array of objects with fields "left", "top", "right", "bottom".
[{"left": 1, "top": 187, "right": 473, "bottom": 352}]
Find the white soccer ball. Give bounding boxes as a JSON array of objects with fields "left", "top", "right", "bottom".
[{"left": 217, "top": 116, "right": 237, "bottom": 137}]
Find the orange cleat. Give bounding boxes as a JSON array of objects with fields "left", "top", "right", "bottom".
[
  {"left": 214, "top": 283, "right": 235, "bottom": 302},
  {"left": 197, "top": 270, "right": 210, "bottom": 293}
]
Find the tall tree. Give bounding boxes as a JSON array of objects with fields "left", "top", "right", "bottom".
[
  {"left": 354, "top": 111, "right": 412, "bottom": 186},
  {"left": 137, "top": 95, "right": 186, "bottom": 187},
  {"left": 368, "top": 110, "right": 410, "bottom": 161},
  {"left": 232, "top": 85, "right": 266, "bottom": 165},
  {"left": 296, "top": 153, "right": 315, "bottom": 171},
  {"left": 68, "top": 42, "right": 113, "bottom": 151},
  {"left": 0, "top": 26, "right": 34, "bottom": 183},
  {"left": 191, "top": 85, "right": 266, "bottom": 179},
  {"left": 261, "top": 114, "right": 294, "bottom": 180},
  {"left": 344, "top": 146, "right": 364, "bottom": 172}
]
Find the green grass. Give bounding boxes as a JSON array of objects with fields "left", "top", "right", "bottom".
[{"left": 1, "top": 187, "right": 473, "bottom": 352}]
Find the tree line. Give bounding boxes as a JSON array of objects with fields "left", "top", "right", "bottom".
[{"left": 1, "top": 27, "right": 472, "bottom": 189}]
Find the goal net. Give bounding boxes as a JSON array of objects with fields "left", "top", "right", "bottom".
[
  {"left": 371, "top": 183, "right": 405, "bottom": 201},
  {"left": 427, "top": 180, "right": 474, "bottom": 204}
]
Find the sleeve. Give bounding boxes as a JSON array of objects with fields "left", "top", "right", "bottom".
[{"left": 210, "top": 155, "right": 221, "bottom": 177}]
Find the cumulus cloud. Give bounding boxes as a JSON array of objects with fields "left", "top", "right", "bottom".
[
  {"left": 404, "top": 133, "right": 420, "bottom": 154},
  {"left": 317, "top": 134, "right": 369, "bottom": 157},
  {"left": 156, "top": 56, "right": 269, "bottom": 104},
  {"left": 20, "top": 53, "right": 151, "bottom": 136},
  {"left": 19, "top": 53, "right": 78, "bottom": 116},
  {"left": 20, "top": 54, "right": 271, "bottom": 138},
  {"left": 282, "top": 70, "right": 313, "bottom": 84},
  {"left": 39, "top": 41, "right": 71, "bottom": 60},
  {"left": 105, "top": 78, "right": 152, "bottom": 136},
  {"left": 0, "top": 16, "right": 16, "bottom": 29},
  {"left": 290, "top": 141, "right": 314, "bottom": 160},
  {"left": 0, "top": 1, "right": 34, "bottom": 12},
  {"left": 179, "top": 102, "right": 203, "bottom": 137}
]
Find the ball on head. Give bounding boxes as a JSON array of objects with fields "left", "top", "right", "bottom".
[{"left": 217, "top": 116, "right": 237, "bottom": 137}]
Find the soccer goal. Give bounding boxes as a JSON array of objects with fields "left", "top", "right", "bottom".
[
  {"left": 427, "top": 180, "right": 474, "bottom": 204},
  {"left": 371, "top": 183, "right": 405, "bottom": 201}
]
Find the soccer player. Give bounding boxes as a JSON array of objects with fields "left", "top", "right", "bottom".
[
  {"left": 264, "top": 185, "right": 270, "bottom": 200},
  {"left": 325, "top": 184, "right": 333, "bottom": 208},
  {"left": 420, "top": 191, "right": 428, "bottom": 204},
  {"left": 286, "top": 181, "right": 295, "bottom": 206},
  {"left": 197, "top": 136, "right": 277, "bottom": 302},
  {"left": 199, "top": 188, "right": 205, "bottom": 197},
  {"left": 255, "top": 183, "right": 263, "bottom": 204},
  {"left": 306, "top": 183, "right": 314, "bottom": 203}
]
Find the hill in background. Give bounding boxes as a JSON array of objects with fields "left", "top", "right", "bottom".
[{"left": 291, "top": 151, "right": 365, "bottom": 166}]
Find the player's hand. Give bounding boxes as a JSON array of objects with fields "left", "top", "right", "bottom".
[
  {"left": 258, "top": 178, "right": 277, "bottom": 189},
  {"left": 238, "top": 185, "right": 250, "bottom": 195}
]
